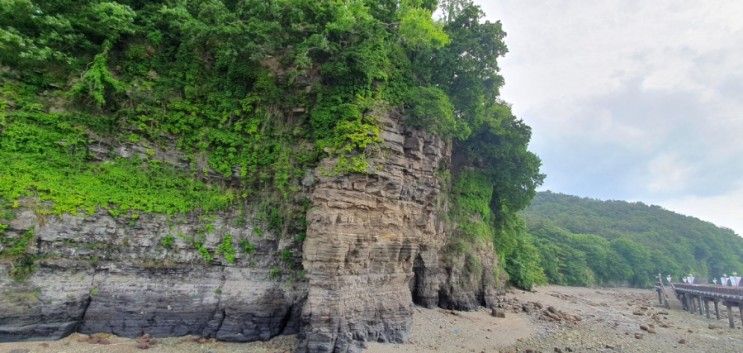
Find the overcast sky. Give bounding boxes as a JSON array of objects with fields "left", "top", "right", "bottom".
[{"left": 477, "top": 0, "right": 743, "bottom": 235}]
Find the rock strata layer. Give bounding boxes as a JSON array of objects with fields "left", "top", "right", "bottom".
[{"left": 0, "top": 210, "right": 304, "bottom": 342}]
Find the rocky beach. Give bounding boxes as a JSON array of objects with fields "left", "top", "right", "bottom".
[{"left": 3, "top": 285, "right": 741, "bottom": 353}]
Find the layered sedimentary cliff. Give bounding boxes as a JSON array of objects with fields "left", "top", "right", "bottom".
[
  {"left": 0, "top": 207, "right": 305, "bottom": 342},
  {"left": 300, "top": 112, "right": 505, "bottom": 352},
  {"left": 0, "top": 112, "right": 502, "bottom": 352},
  {"left": 299, "top": 113, "right": 449, "bottom": 352}
]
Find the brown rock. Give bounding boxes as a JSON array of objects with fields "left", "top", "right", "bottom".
[
  {"left": 492, "top": 308, "right": 506, "bottom": 318},
  {"left": 634, "top": 333, "right": 644, "bottom": 339},
  {"left": 299, "top": 114, "right": 491, "bottom": 352},
  {"left": 678, "top": 338, "right": 686, "bottom": 344}
]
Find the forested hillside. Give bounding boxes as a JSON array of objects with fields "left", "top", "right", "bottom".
[{"left": 524, "top": 191, "right": 743, "bottom": 288}]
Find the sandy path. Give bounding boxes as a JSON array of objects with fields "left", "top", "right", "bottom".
[
  {"left": 365, "top": 306, "right": 535, "bottom": 353},
  {"left": 0, "top": 334, "right": 295, "bottom": 353}
]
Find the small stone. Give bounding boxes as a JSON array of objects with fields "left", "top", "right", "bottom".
[
  {"left": 678, "top": 338, "right": 686, "bottom": 344},
  {"left": 604, "top": 344, "right": 615, "bottom": 349},
  {"left": 491, "top": 308, "right": 506, "bottom": 318},
  {"left": 634, "top": 333, "right": 644, "bottom": 339},
  {"left": 640, "top": 324, "right": 649, "bottom": 331},
  {"left": 554, "top": 348, "right": 563, "bottom": 353},
  {"left": 708, "top": 324, "right": 721, "bottom": 330}
]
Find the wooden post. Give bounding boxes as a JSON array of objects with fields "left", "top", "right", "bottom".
[
  {"left": 714, "top": 300, "right": 720, "bottom": 320},
  {"left": 739, "top": 303, "right": 743, "bottom": 327},
  {"left": 657, "top": 289, "right": 663, "bottom": 305},
  {"left": 704, "top": 299, "right": 710, "bottom": 319},
  {"left": 690, "top": 295, "right": 696, "bottom": 313},
  {"left": 727, "top": 303, "right": 735, "bottom": 328},
  {"left": 698, "top": 296, "right": 704, "bottom": 315}
]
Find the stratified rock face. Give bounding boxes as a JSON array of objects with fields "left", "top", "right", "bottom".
[
  {"left": 0, "top": 210, "right": 305, "bottom": 342},
  {"left": 0, "top": 112, "right": 503, "bottom": 352},
  {"left": 298, "top": 113, "right": 452, "bottom": 353}
]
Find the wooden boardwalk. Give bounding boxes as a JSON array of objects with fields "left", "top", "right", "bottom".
[{"left": 658, "top": 283, "right": 743, "bottom": 328}]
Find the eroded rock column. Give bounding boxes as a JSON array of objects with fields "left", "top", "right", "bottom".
[{"left": 299, "top": 113, "right": 449, "bottom": 352}]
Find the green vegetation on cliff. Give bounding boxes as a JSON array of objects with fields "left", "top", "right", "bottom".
[
  {"left": 0, "top": 0, "right": 543, "bottom": 288},
  {"left": 524, "top": 191, "right": 743, "bottom": 288}
]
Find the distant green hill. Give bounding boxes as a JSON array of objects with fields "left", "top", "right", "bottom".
[{"left": 523, "top": 191, "right": 743, "bottom": 287}]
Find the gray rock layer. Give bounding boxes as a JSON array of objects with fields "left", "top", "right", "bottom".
[{"left": 0, "top": 210, "right": 304, "bottom": 342}]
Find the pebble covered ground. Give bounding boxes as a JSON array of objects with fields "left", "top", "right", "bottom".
[
  {"left": 502, "top": 286, "right": 743, "bottom": 353},
  {"left": 1, "top": 285, "right": 742, "bottom": 353}
]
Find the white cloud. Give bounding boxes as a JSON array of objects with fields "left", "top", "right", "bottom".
[
  {"left": 646, "top": 153, "right": 695, "bottom": 194},
  {"left": 473, "top": 0, "right": 743, "bottom": 235},
  {"left": 659, "top": 182, "right": 743, "bottom": 236}
]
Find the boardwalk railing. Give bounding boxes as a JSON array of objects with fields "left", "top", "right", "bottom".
[{"left": 668, "top": 283, "right": 743, "bottom": 328}]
